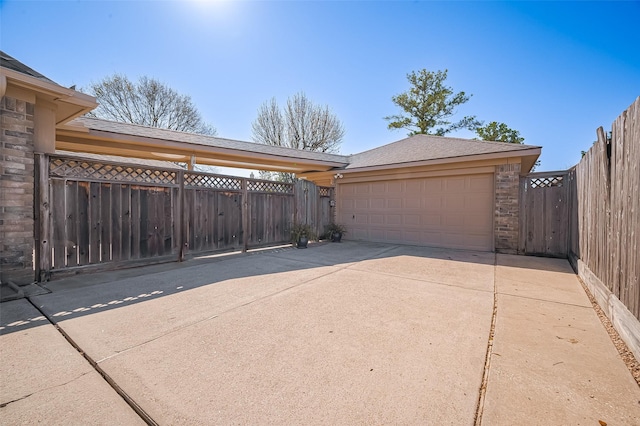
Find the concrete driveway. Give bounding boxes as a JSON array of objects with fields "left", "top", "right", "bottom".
[{"left": 1, "top": 242, "right": 639, "bottom": 425}]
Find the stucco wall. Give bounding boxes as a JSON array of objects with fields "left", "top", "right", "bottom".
[
  {"left": 494, "top": 163, "right": 521, "bottom": 253},
  {"left": 0, "top": 95, "right": 35, "bottom": 284}
]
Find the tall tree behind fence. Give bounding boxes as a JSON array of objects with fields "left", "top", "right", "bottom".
[{"left": 570, "top": 96, "right": 640, "bottom": 321}]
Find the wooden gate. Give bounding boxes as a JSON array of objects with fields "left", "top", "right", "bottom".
[
  {"left": 519, "top": 171, "right": 570, "bottom": 257},
  {"left": 38, "top": 155, "right": 181, "bottom": 279},
  {"left": 37, "top": 154, "right": 333, "bottom": 279},
  {"left": 182, "top": 173, "right": 244, "bottom": 255}
]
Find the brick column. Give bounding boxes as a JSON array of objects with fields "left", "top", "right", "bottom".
[
  {"left": 0, "top": 96, "right": 35, "bottom": 284},
  {"left": 494, "top": 163, "right": 520, "bottom": 254}
]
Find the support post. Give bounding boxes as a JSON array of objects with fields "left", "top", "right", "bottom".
[{"left": 35, "top": 153, "right": 51, "bottom": 281}]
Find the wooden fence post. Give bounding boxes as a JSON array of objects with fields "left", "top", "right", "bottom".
[
  {"left": 35, "top": 153, "right": 51, "bottom": 281},
  {"left": 177, "top": 170, "right": 184, "bottom": 261},
  {"left": 242, "top": 178, "right": 249, "bottom": 252}
]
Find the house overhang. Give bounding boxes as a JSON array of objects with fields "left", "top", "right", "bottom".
[
  {"left": 1, "top": 67, "right": 97, "bottom": 125},
  {"left": 297, "top": 147, "right": 541, "bottom": 186},
  {"left": 55, "top": 125, "right": 349, "bottom": 174}
]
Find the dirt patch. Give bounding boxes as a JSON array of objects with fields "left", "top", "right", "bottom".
[{"left": 577, "top": 276, "right": 640, "bottom": 387}]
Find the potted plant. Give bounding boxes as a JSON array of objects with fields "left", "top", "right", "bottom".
[
  {"left": 291, "top": 223, "right": 316, "bottom": 249},
  {"left": 326, "top": 223, "right": 347, "bottom": 242}
]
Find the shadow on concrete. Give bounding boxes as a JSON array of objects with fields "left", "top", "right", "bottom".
[{"left": 1, "top": 241, "right": 568, "bottom": 336}]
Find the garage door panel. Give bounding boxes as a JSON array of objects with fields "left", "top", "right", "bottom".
[
  {"left": 352, "top": 229, "right": 370, "bottom": 240},
  {"left": 421, "top": 214, "right": 442, "bottom": 228},
  {"left": 343, "top": 199, "right": 355, "bottom": 210},
  {"left": 424, "top": 196, "right": 442, "bottom": 210},
  {"left": 445, "top": 177, "right": 466, "bottom": 191},
  {"left": 444, "top": 213, "right": 465, "bottom": 227},
  {"left": 371, "top": 182, "right": 386, "bottom": 193},
  {"left": 424, "top": 178, "right": 443, "bottom": 192},
  {"left": 470, "top": 175, "right": 493, "bottom": 191},
  {"left": 339, "top": 173, "right": 493, "bottom": 251},
  {"left": 405, "top": 180, "right": 422, "bottom": 192},
  {"left": 370, "top": 215, "right": 384, "bottom": 225},
  {"left": 386, "top": 214, "right": 402, "bottom": 225},
  {"left": 355, "top": 215, "right": 369, "bottom": 224},
  {"left": 356, "top": 184, "right": 370, "bottom": 194},
  {"left": 387, "top": 199, "right": 402, "bottom": 209},
  {"left": 355, "top": 199, "right": 369, "bottom": 209},
  {"left": 387, "top": 181, "right": 403, "bottom": 193},
  {"left": 371, "top": 198, "right": 385, "bottom": 209},
  {"left": 444, "top": 195, "right": 465, "bottom": 210},
  {"left": 405, "top": 198, "right": 421, "bottom": 209},
  {"left": 403, "top": 214, "right": 421, "bottom": 226}
]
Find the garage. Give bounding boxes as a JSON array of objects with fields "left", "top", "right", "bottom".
[{"left": 338, "top": 173, "right": 494, "bottom": 251}]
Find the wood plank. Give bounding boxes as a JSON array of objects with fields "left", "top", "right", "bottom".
[
  {"left": 242, "top": 179, "right": 248, "bottom": 252},
  {"left": 50, "top": 179, "right": 66, "bottom": 269},
  {"left": 111, "top": 183, "right": 122, "bottom": 262},
  {"left": 131, "top": 186, "right": 141, "bottom": 259},
  {"left": 77, "top": 181, "right": 90, "bottom": 266},
  {"left": 100, "top": 183, "right": 112, "bottom": 263},
  {"left": 164, "top": 187, "right": 173, "bottom": 255},
  {"left": 88, "top": 182, "right": 101, "bottom": 264},
  {"left": 65, "top": 180, "right": 79, "bottom": 267},
  {"left": 121, "top": 184, "right": 132, "bottom": 261},
  {"left": 184, "top": 188, "right": 194, "bottom": 255}
]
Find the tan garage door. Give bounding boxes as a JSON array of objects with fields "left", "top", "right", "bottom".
[{"left": 338, "top": 174, "right": 494, "bottom": 251}]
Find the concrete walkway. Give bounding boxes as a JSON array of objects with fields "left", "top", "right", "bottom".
[{"left": 1, "top": 242, "right": 638, "bottom": 425}]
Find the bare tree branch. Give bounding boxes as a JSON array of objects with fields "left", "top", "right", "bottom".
[{"left": 85, "top": 74, "right": 216, "bottom": 136}]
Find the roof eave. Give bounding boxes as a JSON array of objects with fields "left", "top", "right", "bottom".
[
  {"left": 343, "top": 148, "right": 542, "bottom": 174},
  {"left": 56, "top": 126, "right": 349, "bottom": 173},
  {"left": 1, "top": 67, "right": 98, "bottom": 125}
]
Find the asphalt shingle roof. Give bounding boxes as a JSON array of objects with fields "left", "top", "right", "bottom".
[
  {"left": 0, "top": 51, "right": 57, "bottom": 84},
  {"left": 346, "top": 134, "right": 541, "bottom": 169},
  {"left": 73, "top": 117, "right": 350, "bottom": 165}
]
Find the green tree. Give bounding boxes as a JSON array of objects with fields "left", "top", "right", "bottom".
[
  {"left": 475, "top": 121, "right": 524, "bottom": 144},
  {"left": 385, "top": 69, "right": 481, "bottom": 136},
  {"left": 476, "top": 121, "right": 540, "bottom": 171},
  {"left": 86, "top": 74, "right": 216, "bottom": 135}
]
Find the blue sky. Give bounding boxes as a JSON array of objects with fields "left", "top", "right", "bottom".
[{"left": 1, "top": 1, "right": 639, "bottom": 172}]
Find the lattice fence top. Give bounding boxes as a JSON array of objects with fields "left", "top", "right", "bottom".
[
  {"left": 529, "top": 175, "right": 564, "bottom": 189},
  {"left": 49, "top": 157, "right": 178, "bottom": 185},
  {"left": 248, "top": 180, "right": 294, "bottom": 194},
  {"left": 184, "top": 173, "right": 242, "bottom": 191},
  {"left": 319, "top": 187, "right": 332, "bottom": 197}
]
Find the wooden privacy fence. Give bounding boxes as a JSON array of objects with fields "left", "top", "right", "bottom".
[
  {"left": 35, "top": 154, "right": 333, "bottom": 279},
  {"left": 569, "top": 97, "right": 640, "bottom": 322},
  {"left": 519, "top": 171, "right": 570, "bottom": 257},
  {"left": 519, "top": 97, "right": 639, "bottom": 330}
]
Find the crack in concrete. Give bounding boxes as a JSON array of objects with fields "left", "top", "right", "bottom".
[
  {"left": 0, "top": 371, "right": 92, "bottom": 408},
  {"left": 474, "top": 254, "right": 499, "bottom": 426},
  {"left": 497, "top": 291, "right": 593, "bottom": 309}
]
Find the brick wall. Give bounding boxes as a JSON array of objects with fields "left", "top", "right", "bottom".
[
  {"left": 494, "top": 163, "right": 520, "bottom": 254},
  {"left": 0, "top": 96, "right": 35, "bottom": 284}
]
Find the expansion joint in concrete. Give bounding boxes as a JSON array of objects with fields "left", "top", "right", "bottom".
[
  {"left": 25, "top": 296, "right": 158, "bottom": 426},
  {"left": 474, "top": 254, "right": 498, "bottom": 425}
]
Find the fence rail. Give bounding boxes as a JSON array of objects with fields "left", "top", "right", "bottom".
[{"left": 37, "top": 155, "right": 334, "bottom": 278}]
